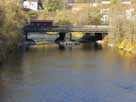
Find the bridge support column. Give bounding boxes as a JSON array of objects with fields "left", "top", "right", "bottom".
[
  {"left": 55, "top": 32, "right": 66, "bottom": 43},
  {"left": 65, "top": 32, "right": 72, "bottom": 41},
  {"left": 24, "top": 30, "right": 28, "bottom": 41},
  {"left": 94, "top": 33, "right": 102, "bottom": 41}
]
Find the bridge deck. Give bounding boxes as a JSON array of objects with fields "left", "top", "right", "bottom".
[{"left": 24, "top": 25, "right": 110, "bottom": 33}]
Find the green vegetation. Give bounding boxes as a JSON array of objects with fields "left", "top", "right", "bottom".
[
  {"left": 0, "top": 0, "right": 29, "bottom": 62},
  {"left": 87, "top": 8, "right": 102, "bottom": 25},
  {"left": 103, "top": 3, "right": 136, "bottom": 54},
  {"left": 110, "top": 0, "right": 121, "bottom": 4},
  {"left": 36, "top": 7, "right": 102, "bottom": 26},
  {"left": 54, "top": 10, "right": 72, "bottom": 25},
  {"left": 43, "top": 0, "right": 66, "bottom": 11},
  {"left": 37, "top": 0, "right": 102, "bottom": 25}
]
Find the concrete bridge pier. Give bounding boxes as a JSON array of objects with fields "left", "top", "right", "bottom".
[
  {"left": 94, "top": 33, "right": 103, "bottom": 41},
  {"left": 65, "top": 32, "right": 72, "bottom": 41},
  {"left": 55, "top": 32, "right": 72, "bottom": 43},
  {"left": 55, "top": 32, "right": 66, "bottom": 43},
  {"left": 23, "top": 29, "right": 28, "bottom": 41}
]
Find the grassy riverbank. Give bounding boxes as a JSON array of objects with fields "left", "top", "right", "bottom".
[
  {"left": 102, "top": 36, "right": 136, "bottom": 54},
  {"left": 99, "top": 3, "right": 136, "bottom": 56}
]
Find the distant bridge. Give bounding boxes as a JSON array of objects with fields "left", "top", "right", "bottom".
[
  {"left": 23, "top": 20, "right": 110, "bottom": 42},
  {"left": 24, "top": 25, "right": 110, "bottom": 33}
]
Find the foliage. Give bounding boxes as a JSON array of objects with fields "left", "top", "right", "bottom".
[
  {"left": 87, "top": 7, "right": 102, "bottom": 25},
  {"left": 74, "top": 0, "right": 102, "bottom": 3},
  {"left": 104, "top": 3, "right": 136, "bottom": 53},
  {"left": 65, "top": 7, "right": 102, "bottom": 25},
  {"left": 28, "top": 10, "right": 38, "bottom": 19},
  {"left": 110, "top": 0, "right": 121, "bottom": 4},
  {"left": 44, "top": 0, "right": 65, "bottom": 11},
  {"left": 54, "top": 10, "right": 72, "bottom": 25},
  {"left": 0, "top": 0, "right": 29, "bottom": 41},
  {"left": 0, "top": 0, "right": 29, "bottom": 61},
  {"left": 109, "top": 4, "right": 136, "bottom": 43}
]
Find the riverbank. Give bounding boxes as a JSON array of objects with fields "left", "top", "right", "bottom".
[
  {"left": 97, "top": 35, "right": 136, "bottom": 57},
  {"left": 0, "top": 0, "right": 29, "bottom": 64}
]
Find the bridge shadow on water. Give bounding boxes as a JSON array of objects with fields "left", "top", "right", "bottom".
[{"left": 58, "top": 43, "right": 102, "bottom": 51}]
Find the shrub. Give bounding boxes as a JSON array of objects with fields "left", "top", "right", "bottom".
[
  {"left": 54, "top": 10, "right": 72, "bottom": 25},
  {"left": 0, "top": 0, "right": 29, "bottom": 61}
]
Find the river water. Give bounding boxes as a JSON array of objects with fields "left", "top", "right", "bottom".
[{"left": 0, "top": 44, "right": 136, "bottom": 102}]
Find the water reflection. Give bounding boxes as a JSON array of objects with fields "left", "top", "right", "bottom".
[{"left": 0, "top": 44, "right": 136, "bottom": 102}]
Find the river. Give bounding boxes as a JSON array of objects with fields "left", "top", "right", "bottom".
[{"left": 0, "top": 44, "right": 136, "bottom": 102}]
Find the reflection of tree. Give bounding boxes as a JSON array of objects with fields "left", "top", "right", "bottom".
[{"left": 0, "top": 52, "right": 25, "bottom": 102}]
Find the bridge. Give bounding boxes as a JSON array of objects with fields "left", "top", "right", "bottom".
[
  {"left": 24, "top": 25, "right": 109, "bottom": 33},
  {"left": 23, "top": 20, "right": 110, "bottom": 42}
]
